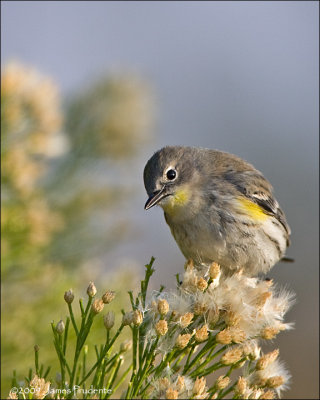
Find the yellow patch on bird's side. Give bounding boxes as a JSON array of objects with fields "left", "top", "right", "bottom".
[
  {"left": 162, "top": 188, "right": 190, "bottom": 215},
  {"left": 236, "top": 197, "right": 268, "bottom": 221}
]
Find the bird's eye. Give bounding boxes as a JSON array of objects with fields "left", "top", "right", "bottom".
[{"left": 166, "top": 169, "right": 177, "bottom": 180}]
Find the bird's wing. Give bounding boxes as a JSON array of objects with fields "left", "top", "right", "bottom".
[{"left": 223, "top": 169, "right": 291, "bottom": 243}]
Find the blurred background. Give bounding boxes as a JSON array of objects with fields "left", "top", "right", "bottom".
[{"left": 1, "top": 1, "right": 318, "bottom": 399}]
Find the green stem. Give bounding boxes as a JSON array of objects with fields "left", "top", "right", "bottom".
[
  {"left": 63, "top": 317, "right": 70, "bottom": 356},
  {"left": 110, "top": 364, "right": 133, "bottom": 397},
  {"left": 189, "top": 344, "right": 217, "bottom": 377},
  {"left": 219, "top": 381, "right": 237, "bottom": 398},
  {"left": 190, "top": 346, "right": 228, "bottom": 378},
  {"left": 34, "top": 347, "right": 39, "bottom": 376},
  {"left": 131, "top": 337, "right": 159, "bottom": 397},
  {"left": 78, "top": 324, "right": 124, "bottom": 386},
  {"left": 68, "top": 303, "right": 79, "bottom": 336},
  {"left": 58, "top": 335, "right": 65, "bottom": 388},
  {"left": 106, "top": 356, "right": 122, "bottom": 392},
  {"left": 132, "top": 326, "right": 138, "bottom": 373},
  {"left": 183, "top": 335, "right": 216, "bottom": 374}
]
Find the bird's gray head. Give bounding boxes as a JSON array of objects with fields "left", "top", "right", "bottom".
[{"left": 143, "top": 146, "right": 202, "bottom": 210}]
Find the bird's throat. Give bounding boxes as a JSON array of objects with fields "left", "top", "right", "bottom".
[{"left": 161, "top": 188, "right": 190, "bottom": 215}]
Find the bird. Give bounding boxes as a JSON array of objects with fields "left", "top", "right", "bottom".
[{"left": 143, "top": 146, "right": 291, "bottom": 276}]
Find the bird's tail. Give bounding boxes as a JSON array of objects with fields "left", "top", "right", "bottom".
[{"left": 281, "top": 256, "right": 295, "bottom": 263}]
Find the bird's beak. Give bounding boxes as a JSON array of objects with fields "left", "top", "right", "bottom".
[{"left": 144, "top": 186, "right": 168, "bottom": 210}]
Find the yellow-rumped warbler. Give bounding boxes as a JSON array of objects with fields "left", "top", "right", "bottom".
[{"left": 143, "top": 146, "right": 291, "bottom": 276}]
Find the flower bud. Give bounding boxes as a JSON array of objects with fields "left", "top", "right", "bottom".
[
  {"left": 87, "top": 281, "right": 97, "bottom": 297},
  {"left": 132, "top": 310, "right": 143, "bottom": 326},
  {"left": 155, "top": 319, "right": 168, "bottom": 336},
  {"left": 261, "top": 326, "right": 280, "bottom": 340},
  {"left": 195, "top": 324, "right": 209, "bottom": 342},
  {"left": 91, "top": 299, "right": 104, "bottom": 314},
  {"left": 157, "top": 299, "right": 169, "bottom": 315},
  {"left": 196, "top": 277, "right": 208, "bottom": 291},
  {"left": 221, "top": 347, "right": 243, "bottom": 365},
  {"left": 184, "top": 259, "right": 194, "bottom": 270},
  {"left": 56, "top": 320, "right": 65, "bottom": 335},
  {"left": 215, "top": 375, "right": 230, "bottom": 390},
  {"left": 64, "top": 289, "right": 74, "bottom": 304},
  {"left": 103, "top": 311, "right": 115, "bottom": 330},
  {"left": 216, "top": 328, "right": 232, "bottom": 345},
  {"left": 122, "top": 311, "right": 133, "bottom": 326},
  {"left": 256, "top": 349, "right": 279, "bottom": 370},
  {"left": 235, "top": 377, "right": 247, "bottom": 395},
  {"left": 175, "top": 334, "right": 192, "bottom": 349},
  {"left": 175, "top": 376, "right": 185, "bottom": 392},
  {"left": 229, "top": 327, "right": 246, "bottom": 343},
  {"left": 193, "top": 301, "right": 208, "bottom": 315},
  {"left": 207, "top": 307, "right": 219, "bottom": 327},
  {"left": 120, "top": 340, "right": 132, "bottom": 353},
  {"left": 266, "top": 376, "right": 285, "bottom": 388},
  {"left": 102, "top": 290, "right": 115, "bottom": 304},
  {"left": 179, "top": 312, "right": 194, "bottom": 328},
  {"left": 260, "top": 390, "right": 276, "bottom": 399},
  {"left": 159, "top": 377, "right": 170, "bottom": 390},
  {"left": 209, "top": 262, "right": 220, "bottom": 279},
  {"left": 165, "top": 388, "right": 178, "bottom": 399},
  {"left": 193, "top": 377, "right": 206, "bottom": 396}
]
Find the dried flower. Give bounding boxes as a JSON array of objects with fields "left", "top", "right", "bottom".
[
  {"left": 158, "top": 299, "right": 170, "bottom": 315},
  {"left": 215, "top": 375, "right": 230, "bottom": 390},
  {"left": 102, "top": 290, "right": 115, "bottom": 304},
  {"left": 256, "top": 349, "right": 279, "bottom": 370},
  {"left": 193, "top": 377, "right": 207, "bottom": 396},
  {"left": 216, "top": 328, "right": 232, "bottom": 345},
  {"left": 179, "top": 312, "right": 194, "bottom": 328},
  {"left": 256, "top": 291, "right": 272, "bottom": 309},
  {"left": 56, "top": 320, "right": 65, "bottom": 335},
  {"left": 165, "top": 388, "right": 178, "bottom": 399},
  {"left": 260, "top": 390, "right": 276, "bottom": 399},
  {"left": 196, "top": 277, "right": 208, "bottom": 291},
  {"left": 235, "top": 377, "right": 247, "bottom": 395},
  {"left": 176, "top": 334, "right": 192, "bottom": 349},
  {"left": 261, "top": 326, "right": 280, "bottom": 340},
  {"left": 194, "top": 301, "right": 208, "bottom": 315},
  {"left": 195, "top": 324, "right": 209, "bottom": 342},
  {"left": 207, "top": 307, "right": 219, "bottom": 327},
  {"left": 132, "top": 310, "right": 143, "bottom": 326},
  {"left": 120, "top": 340, "right": 132, "bottom": 353},
  {"left": 229, "top": 327, "right": 246, "bottom": 343},
  {"left": 266, "top": 376, "right": 285, "bottom": 388},
  {"left": 241, "top": 340, "right": 261, "bottom": 360},
  {"left": 184, "top": 259, "right": 194, "bottom": 270},
  {"left": 175, "top": 376, "right": 185, "bottom": 392},
  {"left": 29, "top": 375, "right": 50, "bottom": 399},
  {"left": 7, "top": 391, "right": 18, "bottom": 399},
  {"left": 103, "top": 311, "right": 115, "bottom": 330},
  {"left": 159, "top": 377, "right": 170, "bottom": 390},
  {"left": 209, "top": 262, "right": 221, "bottom": 279},
  {"left": 182, "top": 268, "right": 199, "bottom": 292},
  {"left": 87, "top": 282, "right": 97, "bottom": 297},
  {"left": 91, "top": 299, "right": 104, "bottom": 314},
  {"left": 155, "top": 320, "right": 168, "bottom": 336},
  {"left": 64, "top": 289, "right": 74, "bottom": 304},
  {"left": 224, "top": 310, "right": 240, "bottom": 327},
  {"left": 221, "top": 347, "right": 243, "bottom": 365}
]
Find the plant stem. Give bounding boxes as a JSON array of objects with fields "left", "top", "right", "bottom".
[{"left": 68, "top": 303, "right": 78, "bottom": 336}]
